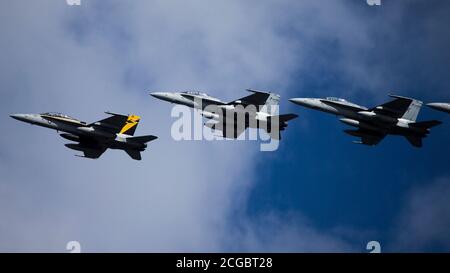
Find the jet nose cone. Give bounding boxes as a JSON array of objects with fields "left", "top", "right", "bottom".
[
  {"left": 150, "top": 92, "right": 168, "bottom": 100},
  {"left": 427, "top": 103, "right": 445, "bottom": 109},
  {"left": 427, "top": 102, "right": 441, "bottom": 107},
  {"left": 10, "top": 114, "right": 28, "bottom": 122},
  {"left": 427, "top": 102, "right": 450, "bottom": 113},
  {"left": 289, "top": 98, "right": 309, "bottom": 106}
]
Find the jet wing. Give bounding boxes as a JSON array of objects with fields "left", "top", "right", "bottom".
[
  {"left": 88, "top": 112, "right": 137, "bottom": 135},
  {"left": 64, "top": 136, "right": 107, "bottom": 159},
  {"left": 360, "top": 133, "right": 386, "bottom": 146},
  {"left": 78, "top": 147, "right": 107, "bottom": 159},
  {"left": 346, "top": 129, "right": 386, "bottom": 146},
  {"left": 228, "top": 89, "right": 271, "bottom": 106},
  {"left": 66, "top": 142, "right": 107, "bottom": 159},
  {"left": 220, "top": 123, "right": 247, "bottom": 139},
  {"left": 370, "top": 95, "right": 422, "bottom": 120},
  {"left": 206, "top": 119, "right": 247, "bottom": 139}
]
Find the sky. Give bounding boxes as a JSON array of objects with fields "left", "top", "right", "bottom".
[{"left": 0, "top": 0, "right": 449, "bottom": 252}]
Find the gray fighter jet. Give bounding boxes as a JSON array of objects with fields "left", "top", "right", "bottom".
[
  {"left": 150, "top": 89, "right": 298, "bottom": 139},
  {"left": 10, "top": 112, "right": 157, "bottom": 160},
  {"left": 427, "top": 103, "right": 450, "bottom": 114},
  {"left": 289, "top": 95, "right": 441, "bottom": 147}
]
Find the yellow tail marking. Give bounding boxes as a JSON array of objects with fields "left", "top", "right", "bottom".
[{"left": 119, "top": 115, "right": 140, "bottom": 134}]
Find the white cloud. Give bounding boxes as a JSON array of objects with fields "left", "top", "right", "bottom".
[
  {"left": 391, "top": 177, "right": 450, "bottom": 252},
  {"left": 226, "top": 211, "right": 357, "bottom": 252}
]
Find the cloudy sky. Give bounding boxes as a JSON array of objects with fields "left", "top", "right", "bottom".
[{"left": 1, "top": 0, "right": 449, "bottom": 252}]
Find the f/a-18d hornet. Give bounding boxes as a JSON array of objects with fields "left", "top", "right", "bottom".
[
  {"left": 289, "top": 95, "right": 441, "bottom": 147},
  {"left": 427, "top": 102, "right": 450, "bottom": 114},
  {"left": 10, "top": 112, "right": 157, "bottom": 160},
  {"left": 150, "top": 89, "right": 298, "bottom": 139}
]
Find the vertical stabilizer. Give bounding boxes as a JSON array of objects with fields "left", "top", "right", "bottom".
[
  {"left": 402, "top": 99, "right": 423, "bottom": 122},
  {"left": 260, "top": 93, "right": 280, "bottom": 115}
]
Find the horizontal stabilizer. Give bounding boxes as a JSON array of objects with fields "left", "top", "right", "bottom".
[
  {"left": 405, "top": 135, "right": 423, "bottom": 148},
  {"left": 267, "top": 113, "right": 298, "bottom": 124},
  {"left": 268, "top": 130, "right": 281, "bottom": 140},
  {"left": 125, "top": 150, "right": 142, "bottom": 160},
  {"left": 410, "top": 120, "right": 442, "bottom": 129},
  {"left": 276, "top": 113, "right": 299, "bottom": 122},
  {"left": 267, "top": 113, "right": 298, "bottom": 132},
  {"left": 127, "top": 135, "right": 158, "bottom": 144}
]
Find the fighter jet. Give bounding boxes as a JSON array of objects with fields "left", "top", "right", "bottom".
[
  {"left": 10, "top": 112, "right": 157, "bottom": 160},
  {"left": 427, "top": 102, "right": 450, "bottom": 114},
  {"left": 289, "top": 95, "right": 441, "bottom": 147},
  {"left": 150, "top": 89, "right": 298, "bottom": 139}
]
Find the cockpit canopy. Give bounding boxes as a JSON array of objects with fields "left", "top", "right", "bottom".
[
  {"left": 41, "top": 112, "right": 79, "bottom": 121},
  {"left": 324, "top": 97, "right": 365, "bottom": 109},
  {"left": 326, "top": 97, "right": 348, "bottom": 103},
  {"left": 182, "top": 91, "right": 210, "bottom": 97}
]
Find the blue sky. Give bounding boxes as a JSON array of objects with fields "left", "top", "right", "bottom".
[{"left": 1, "top": 0, "right": 449, "bottom": 252}]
